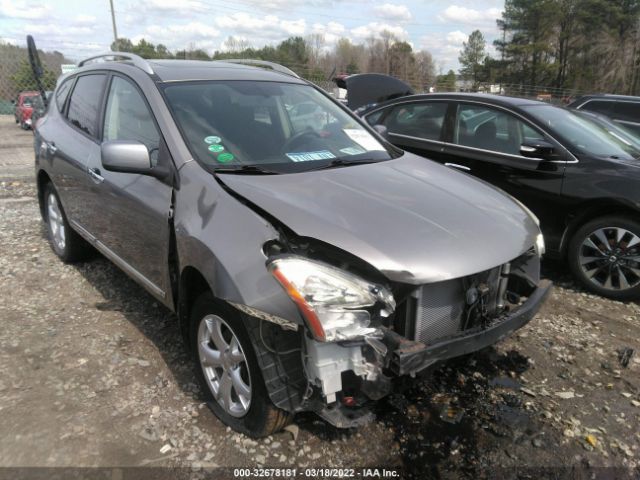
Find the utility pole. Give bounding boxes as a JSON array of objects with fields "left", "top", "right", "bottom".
[{"left": 109, "top": 0, "right": 119, "bottom": 50}]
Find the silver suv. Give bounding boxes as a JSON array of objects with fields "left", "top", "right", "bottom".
[{"left": 34, "top": 53, "right": 550, "bottom": 437}]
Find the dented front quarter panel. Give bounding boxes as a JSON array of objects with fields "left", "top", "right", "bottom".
[
  {"left": 218, "top": 153, "right": 542, "bottom": 285},
  {"left": 174, "top": 161, "right": 304, "bottom": 325}
]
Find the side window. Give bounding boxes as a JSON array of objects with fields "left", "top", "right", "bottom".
[
  {"left": 55, "top": 79, "right": 73, "bottom": 112},
  {"left": 103, "top": 76, "right": 160, "bottom": 165},
  {"left": 67, "top": 74, "right": 107, "bottom": 138},
  {"left": 454, "top": 104, "right": 544, "bottom": 156},
  {"left": 365, "top": 109, "right": 385, "bottom": 126},
  {"left": 612, "top": 101, "right": 640, "bottom": 123},
  {"left": 381, "top": 102, "right": 447, "bottom": 141},
  {"left": 581, "top": 100, "right": 614, "bottom": 116}
]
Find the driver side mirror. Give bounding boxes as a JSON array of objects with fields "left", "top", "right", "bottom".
[
  {"left": 101, "top": 140, "right": 153, "bottom": 174},
  {"left": 373, "top": 124, "right": 389, "bottom": 141},
  {"left": 520, "top": 140, "right": 559, "bottom": 160}
]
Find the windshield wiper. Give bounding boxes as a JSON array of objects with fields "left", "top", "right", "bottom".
[
  {"left": 308, "top": 158, "right": 379, "bottom": 171},
  {"left": 213, "top": 165, "right": 280, "bottom": 175}
]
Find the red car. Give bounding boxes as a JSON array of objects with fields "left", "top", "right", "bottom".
[{"left": 14, "top": 91, "right": 40, "bottom": 130}]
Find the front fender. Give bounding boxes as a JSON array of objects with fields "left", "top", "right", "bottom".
[{"left": 174, "top": 161, "right": 304, "bottom": 326}]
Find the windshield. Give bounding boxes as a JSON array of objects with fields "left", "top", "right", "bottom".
[
  {"left": 573, "top": 110, "right": 640, "bottom": 154},
  {"left": 163, "top": 81, "right": 394, "bottom": 172},
  {"left": 523, "top": 105, "right": 640, "bottom": 159}
]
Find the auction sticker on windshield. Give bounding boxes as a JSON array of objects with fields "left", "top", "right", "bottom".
[
  {"left": 208, "top": 144, "right": 225, "bottom": 153},
  {"left": 204, "top": 136, "right": 221, "bottom": 144},
  {"left": 343, "top": 129, "right": 385, "bottom": 151},
  {"left": 286, "top": 150, "right": 336, "bottom": 162}
]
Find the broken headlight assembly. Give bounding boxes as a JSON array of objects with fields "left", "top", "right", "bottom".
[{"left": 268, "top": 256, "right": 395, "bottom": 342}]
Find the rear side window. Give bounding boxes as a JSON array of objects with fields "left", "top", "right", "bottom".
[
  {"left": 67, "top": 74, "right": 107, "bottom": 138},
  {"left": 613, "top": 101, "right": 640, "bottom": 123},
  {"left": 580, "top": 100, "right": 614, "bottom": 116},
  {"left": 55, "top": 79, "right": 73, "bottom": 112},
  {"left": 103, "top": 76, "right": 160, "bottom": 164},
  {"left": 380, "top": 102, "right": 447, "bottom": 141}
]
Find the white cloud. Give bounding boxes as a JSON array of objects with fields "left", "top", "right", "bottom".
[
  {"left": 0, "top": 0, "right": 51, "bottom": 20},
  {"left": 73, "top": 14, "right": 96, "bottom": 26},
  {"left": 351, "top": 22, "right": 409, "bottom": 41},
  {"left": 373, "top": 3, "right": 412, "bottom": 22},
  {"left": 438, "top": 5, "right": 502, "bottom": 25}
]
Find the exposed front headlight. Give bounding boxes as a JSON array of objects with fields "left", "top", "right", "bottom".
[
  {"left": 268, "top": 256, "right": 395, "bottom": 342},
  {"left": 536, "top": 232, "right": 546, "bottom": 256}
]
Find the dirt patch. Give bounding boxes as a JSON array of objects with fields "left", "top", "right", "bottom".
[{"left": 0, "top": 178, "right": 638, "bottom": 478}]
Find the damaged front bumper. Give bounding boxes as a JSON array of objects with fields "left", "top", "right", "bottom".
[{"left": 382, "top": 279, "right": 552, "bottom": 376}]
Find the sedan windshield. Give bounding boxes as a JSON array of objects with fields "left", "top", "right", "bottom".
[
  {"left": 573, "top": 110, "right": 640, "bottom": 154},
  {"left": 163, "top": 81, "right": 395, "bottom": 172},
  {"left": 523, "top": 105, "right": 640, "bottom": 159}
]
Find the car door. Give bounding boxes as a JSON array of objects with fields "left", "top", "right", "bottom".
[
  {"left": 84, "top": 73, "right": 173, "bottom": 300},
  {"left": 44, "top": 73, "right": 107, "bottom": 230},
  {"left": 441, "top": 102, "right": 567, "bottom": 251},
  {"left": 365, "top": 100, "right": 451, "bottom": 163}
]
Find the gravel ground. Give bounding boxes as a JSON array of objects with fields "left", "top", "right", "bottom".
[{"left": 1, "top": 116, "right": 639, "bottom": 478}]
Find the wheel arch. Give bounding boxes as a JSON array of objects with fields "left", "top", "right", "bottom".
[{"left": 559, "top": 199, "right": 640, "bottom": 257}]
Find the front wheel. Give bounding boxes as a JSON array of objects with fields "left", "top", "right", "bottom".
[
  {"left": 190, "top": 293, "right": 292, "bottom": 437},
  {"left": 568, "top": 216, "right": 640, "bottom": 300}
]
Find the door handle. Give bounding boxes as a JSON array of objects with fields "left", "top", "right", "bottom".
[
  {"left": 46, "top": 142, "right": 57, "bottom": 155},
  {"left": 88, "top": 167, "right": 104, "bottom": 184},
  {"left": 445, "top": 163, "right": 471, "bottom": 172}
]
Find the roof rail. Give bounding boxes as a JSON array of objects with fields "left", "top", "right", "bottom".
[
  {"left": 77, "top": 52, "right": 154, "bottom": 75},
  {"left": 219, "top": 59, "right": 299, "bottom": 78}
]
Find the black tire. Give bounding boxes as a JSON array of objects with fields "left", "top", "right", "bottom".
[
  {"left": 190, "top": 293, "right": 292, "bottom": 437},
  {"left": 43, "top": 183, "right": 92, "bottom": 263},
  {"left": 568, "top": 215, "right": 640, "bottom": 300}
]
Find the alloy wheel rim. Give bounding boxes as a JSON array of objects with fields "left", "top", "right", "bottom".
[
  {"left": 579, "top": 226, "right": 640, "bottom": 291},
  {"left": 47, "top": 193, "right": 66, "bottom": 251},
  {"left": 197, "top": 314, "right": 251, "bottom": 417}
]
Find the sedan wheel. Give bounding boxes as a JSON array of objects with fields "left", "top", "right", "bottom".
[
  {"left": 578, "top": 227, "right": 640, "bottom": 291},
  {"left": 569, "top": 216, "right": 640, "bottom": 299},
  {"left": 198, "top": 314, "right": 252, "bottom": 418}
]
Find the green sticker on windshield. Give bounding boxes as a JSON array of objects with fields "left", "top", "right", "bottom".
[
  {"left": 217, "top": 152, "right": 234, "bottom": 163},
  {"left": 208, "top": 144, "right": 225, "bottom": 153},
  {"left": 204, "top": 136, "right": 221, "bottom": 144}
]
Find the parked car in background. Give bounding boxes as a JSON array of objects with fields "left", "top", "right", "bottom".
[
  {"left": 14, "top": 90, "right": 40, "bottom": 129},
  {"left": 360, "top": 93, "right": 640, "bottom": 300},
  {"left": 34, "top": 53, "right": 549, "bottom": 436},
  {"left": 568, "top": 94, "right": 640, "bottom": 135},
  {"left": 29, "top": 90, "right": 52, "bottom": 133}
]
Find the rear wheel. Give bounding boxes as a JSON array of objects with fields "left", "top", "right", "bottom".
[
  {"left": 568, "top": 216, "right": 640, "bottom": 300},
  {"left": 190, "top": 293, "right": 291, "bottom": 437},
  {"left": 43, "top": 183, "right": 91, "bottom": 263}
]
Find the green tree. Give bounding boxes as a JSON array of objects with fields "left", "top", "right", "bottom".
[
  {"left": 458, "top": 30, "right": 487, "bottom": 88},
  {"left": 10, "top": 59, "right": 57, "bottom": 92},
  {"left": 436, "top": 69, "right": 457, "bottom": 92},
  {"left": 276, "top": 37, "right": 308, "bottom": 66}
]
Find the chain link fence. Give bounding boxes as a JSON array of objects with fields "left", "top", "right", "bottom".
[{"left": 0, "top": 40, "right": 586, "bottom": 127}]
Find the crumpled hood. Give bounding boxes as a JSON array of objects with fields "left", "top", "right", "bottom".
[{"left": 219, "top": 153, "right": 540, "bottom": 285}]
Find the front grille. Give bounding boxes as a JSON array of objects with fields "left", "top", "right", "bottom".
[
  {"left": 414, "top": 279, "right": 466, "bottom": 344},
  {"left": 413, "top": 264, "right": 503, "bottom": 344}
]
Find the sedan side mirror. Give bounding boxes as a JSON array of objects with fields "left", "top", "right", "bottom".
[
  {"left": 102, "top": 140, "right": 152, "bottom": 174},
  {"left": 520, "top": 140, "right": 559, "bottom": 160},
  {"left": 373, "top": 124, "right": 389, "bottom": 140}
]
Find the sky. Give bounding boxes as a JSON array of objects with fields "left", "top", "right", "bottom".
[{"left": 0, "top": 0, "right": 505, "bottom": 72}]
